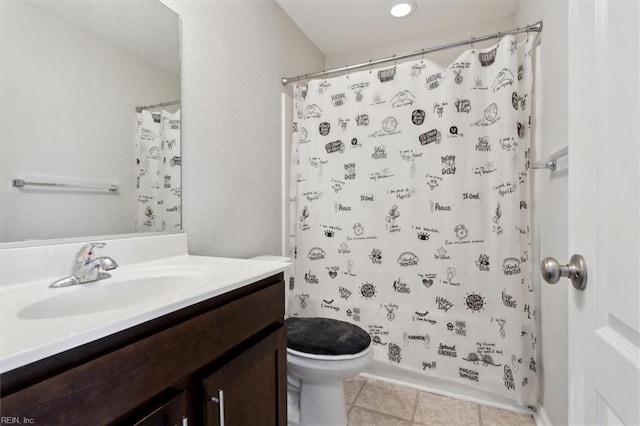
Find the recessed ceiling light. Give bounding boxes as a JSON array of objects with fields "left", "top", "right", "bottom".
[{"left": 390, "top": 1, "right": 416, "bottom": 18}]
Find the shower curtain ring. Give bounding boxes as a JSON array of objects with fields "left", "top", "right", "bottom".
[
  {"left": 393, "top": 54, "right": 397, "bottom": 69},
  {"left": 345, "top": 65, "right": 349, "bottom": 79},
  {"left": 369, "top": 60, "right": 373, "bottom": 74},
  {"left": 421, "top": 48, "right": 425, "bottom": 63},
  {"left": 526, "top": 26, "right": 530, "bottom": 42},
  {"left": 497, "top": 31, "right": 501, "bottom": 46},
  {"left": 471, "top": 37, "right": 475, "bottom": 53}
]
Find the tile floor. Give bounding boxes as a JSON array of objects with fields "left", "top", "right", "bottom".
[{"left": 344, "top": 376, "right": 536, "bottom": 426}]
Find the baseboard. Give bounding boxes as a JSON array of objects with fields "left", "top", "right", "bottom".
[
  {"left": 360, "top": 370, "right": 534, "bottom": 416},
  {"left": 534, "top": 404, "right": 554, "bottom": 426}
]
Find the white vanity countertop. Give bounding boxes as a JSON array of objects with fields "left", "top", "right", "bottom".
[{"left": 0, "top": 234, "right": 290, "bottom": 374}]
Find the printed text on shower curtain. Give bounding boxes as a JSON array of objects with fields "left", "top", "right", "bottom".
[
  {"left": 288, "top": 35, "right": 537, "bottom": 406},
  {"left": 135, "top": 109, "right": 181, "bottom": 232}
]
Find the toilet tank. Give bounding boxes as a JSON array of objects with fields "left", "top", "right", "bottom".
[{"left": 249, "top": 255, "right": 292, "bottom": 314}]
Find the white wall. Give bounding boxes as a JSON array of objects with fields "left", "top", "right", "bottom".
[
  {"left": 325, "top": 15, "right": 516, "bottom": 69},
  {"left": 161, "top": 0, "right": 324, "bottom": 258},
  {"left": 0, "top": 1, "right": 180, "bottom": 242},
  {"left": 515, "top": 2, "right": 569, "bottom": 425}
]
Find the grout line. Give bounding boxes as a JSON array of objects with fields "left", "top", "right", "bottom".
[
  {"left": 410, "top": 389, "right": 419, "bottom": 423},
  {"left": 352, "top": 377, "right": 420, "bottom": 424},
  {"left": 351, "top": 406, "right": 414, "bottom": 424},
  {"left": 360, "top": 372, "right": 533, "bottom": 416},
  {"left": 353, "top": 376, "right": 533, "bottom": 426},
  {"left": 351, "top": 376, "right": 367, "bottom": 408}
]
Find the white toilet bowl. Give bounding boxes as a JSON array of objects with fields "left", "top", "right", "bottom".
[
  {"left": 247, "top": 258, "right": 372, "bottom": 426},
  {"left": 287, "top": 344, "right": 373, "bottom": 426}
]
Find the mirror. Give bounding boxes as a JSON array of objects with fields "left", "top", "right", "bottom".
[{"left": 0, "top": 0, "right": 181, "bottom": 244}]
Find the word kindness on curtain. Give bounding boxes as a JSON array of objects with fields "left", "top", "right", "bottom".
[{"left": 289, "top": 35, "right": 537, "bottom": 406}]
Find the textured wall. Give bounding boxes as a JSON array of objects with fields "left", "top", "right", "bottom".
[
  {"left": 515, "top": 2, "right": 569, "bottom": 425},
  {"left": 162, "top": 0, "right": 323, "bottom": 258}
]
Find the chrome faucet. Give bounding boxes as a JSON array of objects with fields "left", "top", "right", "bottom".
[{"left": 50, "top": 242, "right": 118, "bottom": 288}]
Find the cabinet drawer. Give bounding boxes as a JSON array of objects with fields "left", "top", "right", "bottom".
[{"left": 1, "top": 279, "right": 284, "bottom": 425}]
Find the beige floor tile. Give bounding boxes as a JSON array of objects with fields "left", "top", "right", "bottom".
[
  {"left": 344, "top": 375, "right": 366, "bottom": 405},
  {"left": 480, "top": 406, "right": 536, "bottom": 426},
  {"left": 413, "top": 391, "right": 480, "bottom": 426},
  {"left": 353, "top": 379, "right": 418, "bottom": 421},
  {"left": 348, "top": 406, "right": 412, "bottom": 426}
]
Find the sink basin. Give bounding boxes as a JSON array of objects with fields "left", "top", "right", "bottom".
[{"left": 18, "top": 266, "right": 217, "bottom": 319}]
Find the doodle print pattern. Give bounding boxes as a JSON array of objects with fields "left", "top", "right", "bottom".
[
  {"left": 135, "top": 109, "right": 181, "bottom": 232},
  {"left": 288, "top": 36, "right": 536, "bottom": 407}
]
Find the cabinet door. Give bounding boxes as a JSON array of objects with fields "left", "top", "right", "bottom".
[
  {"left": 203, "top": 326, "right": 287, "bottom": 426},
  {"left": 113, "top": 388, "right": 188, "bottom": 426}
]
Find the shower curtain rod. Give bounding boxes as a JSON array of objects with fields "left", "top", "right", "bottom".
[
  {"left": 135, "top": 100, "right": 180, "bottom": 113},
  {"left": 281, "top": 21, "right": 542, "bottom": 86}
]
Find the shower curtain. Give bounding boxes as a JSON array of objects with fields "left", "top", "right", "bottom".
[
  {"left": 135, "top": 109, "right": 181, "bottom": 232},
  {"left": 288, "top": 35, "right": 536, "bottom": 406}
]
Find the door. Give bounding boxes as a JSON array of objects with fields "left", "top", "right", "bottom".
[
  {"left": 202, "top": 327, "right": 287, "bottom": 426},
  {"left": 567, "top": 1, "right": 640, "bottom": 424}
]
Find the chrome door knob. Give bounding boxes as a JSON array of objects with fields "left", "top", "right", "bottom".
[{"left": 540, "top": 254, "right": 587, "bottom": 290}]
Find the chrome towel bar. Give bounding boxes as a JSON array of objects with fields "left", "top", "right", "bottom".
[
  {"left": 12, "top": 178, "right": 119, "bottom": 192},
  {"left": 532, "top": 146, "right": 568, "bottom": 171}
]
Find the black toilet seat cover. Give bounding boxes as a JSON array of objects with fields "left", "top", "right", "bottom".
[{"left": 286, "top": 317, "right": 371, "bottom": 356}]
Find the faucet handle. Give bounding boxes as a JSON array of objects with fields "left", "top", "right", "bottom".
[
  {"left": 79, "top": 242, "right": 106, "bottom": 258},
  {"left": 73, "top": 242, "right": 106, "bottom": 273},
  {"left": 87, "top": 242, "right": 107, "bottom": 249}
]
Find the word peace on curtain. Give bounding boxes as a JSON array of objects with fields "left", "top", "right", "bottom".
[{"left": 288, "top": 35, "right": 537, "bottom": 406}]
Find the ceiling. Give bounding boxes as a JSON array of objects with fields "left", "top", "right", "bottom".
[
  {"left": 276, "top": 0, "right": 520, "bottom": 56},
  {"left": 25, "top": 0, "right": 180, "bottom": 74}
]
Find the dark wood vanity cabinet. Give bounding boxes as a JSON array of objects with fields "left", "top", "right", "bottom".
[
  {"left": 0, "top": 274, "right": 287, "bottom": 426},
  {"left": 203, "top": 328, "right": 286, "bottom": 426},
  {"left": 123, "top": 388, "right": 188, "bottom": 426}
]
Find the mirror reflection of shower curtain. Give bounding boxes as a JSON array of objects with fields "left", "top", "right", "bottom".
[
  {"left": 288, "top": 35, "right": 536, "bottom": 407},
  {"left": 135, "top": 109, "right": 181, "bottom": 232}
]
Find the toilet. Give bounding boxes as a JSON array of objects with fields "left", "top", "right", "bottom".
[
  {"left": 286, "top": 317, "right": 373, "bottom": 426},
  {"left": 249, "top": 256, "right": 373, "bottom": 426}
]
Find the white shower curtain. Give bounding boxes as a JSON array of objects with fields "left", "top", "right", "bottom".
[
  {"left": 135, "top": 109, "right": 181, "bottom": 232},
  {"left": 288, "top": 35, "right": 537, "bottom": 406}
]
